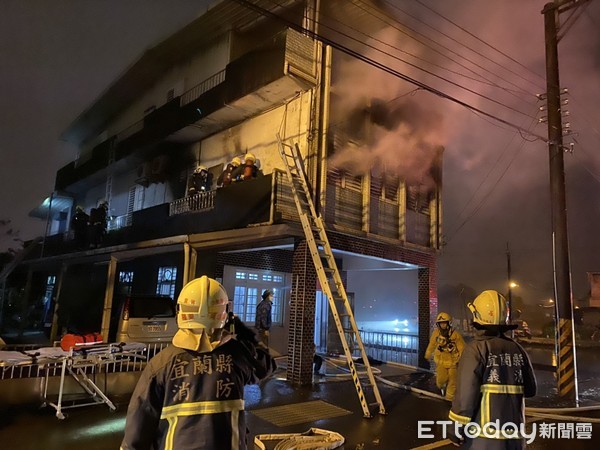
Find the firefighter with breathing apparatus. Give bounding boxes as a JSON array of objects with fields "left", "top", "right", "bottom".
[{"left": 425, "top": 311, "right": 465, "bottom": 401}]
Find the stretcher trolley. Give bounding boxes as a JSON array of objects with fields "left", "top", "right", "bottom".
[{"left": 41, "top": 342, "right": 146, "bottom": 419}]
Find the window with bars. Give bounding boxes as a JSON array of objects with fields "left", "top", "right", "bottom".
[{"left": 156, "top": 266, "right": 177, "bottom": 299}]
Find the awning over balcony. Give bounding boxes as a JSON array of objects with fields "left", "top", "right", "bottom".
[{"left": 29, "top": 192, "right": 73, "bottom": 220}]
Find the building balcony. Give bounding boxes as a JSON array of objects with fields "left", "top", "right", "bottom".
[
  {"left": 55, "top": 28, "right": 317, "bottom": 193},
  {"left": 28, "top": 170, "right": 440, "bottom": 261}
]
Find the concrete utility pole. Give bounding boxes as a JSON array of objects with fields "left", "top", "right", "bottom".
[
  {"left": 541, "top": 0, "right": 589, "bottom": 404},
  {"left": 506, "top": 242, "right": 512, "bottom": 321}
]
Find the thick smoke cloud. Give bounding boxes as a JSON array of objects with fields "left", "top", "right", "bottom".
[{"left": 325, "top": 0, "right": 600, "bottom": 305}]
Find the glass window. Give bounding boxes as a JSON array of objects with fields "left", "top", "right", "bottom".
[
  {"left": 227, "top": 268, "right": 286, "bottom": 325},
  {"left": 118, "top": 271, "right": 134, "bottom": 296},
  {"left": 156, "top": 266, "right": 177, "bottom": 299}
]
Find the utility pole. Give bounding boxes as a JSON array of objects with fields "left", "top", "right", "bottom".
[
  {"left": 506, "top": 242, "right": 512, "bottom": 321},
  {"left": 541, "top": 0, "right": 586, "bottom": 404}
]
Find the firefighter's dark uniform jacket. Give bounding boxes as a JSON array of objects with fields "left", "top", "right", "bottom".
[
  {"left": 449, "top": 329, "right": 537, "bottom": 449},
  {"left": 121, "top": 335, "right": 275, "bottom": 450}
]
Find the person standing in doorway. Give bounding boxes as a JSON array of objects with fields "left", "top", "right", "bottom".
[
  {"left": 255, "top": 289, "right": 273, "bottom": 348},
  {"left": 425, "top": 312, "right": 465, "bottom": 401}
]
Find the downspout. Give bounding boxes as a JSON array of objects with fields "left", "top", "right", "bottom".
[{"left": 317, "top": 44, "right": 332, "bottom": 217}]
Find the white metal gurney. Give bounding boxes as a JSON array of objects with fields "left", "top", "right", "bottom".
[{"left": 0, "top": 342, "right": 146, "bottom": 419}]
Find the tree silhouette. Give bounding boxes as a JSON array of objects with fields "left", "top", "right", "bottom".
[{"left": 0, "top": 218, "right": 23, "bottom": 256}]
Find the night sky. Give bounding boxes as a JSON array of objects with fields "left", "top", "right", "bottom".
[{"left": 1, "top": 0, "right": 599, "bottom": 306}]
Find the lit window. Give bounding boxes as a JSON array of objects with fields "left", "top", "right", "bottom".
[
  {"left": 156, "top": 266, "right": 177, "bottom": 299},
  {"left": 245, "top": 288, "right": 258, "bottom": 322},
  {"left": 226, "top": 268, "right": 286, "bottom": 325},
  {"left": 118, "top": 271, "right": 134, "bottom": 296}
]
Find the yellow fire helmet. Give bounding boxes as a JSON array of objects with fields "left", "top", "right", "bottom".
[
  {"left": 468, "top": 290, "right": 510, "bottom": 326},
  {"left": 245, "top": 153, "right": 256, "bottom": 163},
  {"left": 436, "top": 312, "right": 452, "bottom": 323},
  {"left": 176, "top": 276, "right": 229, "bottom": 330}
]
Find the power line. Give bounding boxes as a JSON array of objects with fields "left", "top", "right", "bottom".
[
  {"left": 348, "top": 0, "right": 538, "bottom": 104},
  {"left": 232, "top": 0, "right": 548, "bottom": 142},
  {"left": 444, "top": 113, "right": 541, "bottom": 244},
  {"left": 412, "top": 0, "right": 547, "bottom": 88}
]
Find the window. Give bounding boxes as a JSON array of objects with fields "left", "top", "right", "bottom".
[
  {"left": 118, "top": 271, "right": 134, "bottom": 296},
  {"left": 224, "top": 267, "right": 287, "bottom": 325},
  {"left": 156, "top": 266, "right": 177, "bottom": 299},
  {"left": 42, "top": 275, "right": 57, "bottom": 325}
]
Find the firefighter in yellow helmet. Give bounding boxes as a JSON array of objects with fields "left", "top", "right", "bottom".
[
  {"left": 448, "top": 290, "right": 536, "bottom": 449},
  {"left": 425, "top": 311, "right": 465, "bottom": 401},
  {"left": 121, "top": 276, "right": 276, "bottom": 450}
]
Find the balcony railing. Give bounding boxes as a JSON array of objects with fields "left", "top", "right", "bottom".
[
  {"left": 358, "top": 330, "right": 419, "bottom": 367},
  {"left": 107, "top": 213, "right": 132, "bottom": 231},
  {"left": 169, "top": 190, "right": 216, "bottom": 216},
  {"left": 180, "top": 70, "right": 226, "bottom": 106}
]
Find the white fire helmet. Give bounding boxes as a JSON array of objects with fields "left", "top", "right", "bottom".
[
  {"left": 177, "top": 276, "right": 229, "bottom": 330},
  {"left": 468, "top": 290, "right": 510, "bottom": 326}
]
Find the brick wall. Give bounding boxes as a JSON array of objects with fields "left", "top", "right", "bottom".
[
  {"left": 287, "top": 240, "right": 317, "bottom": 385},
  {"left": 214, "top": 249, "right": 293, "bottom": 278}
]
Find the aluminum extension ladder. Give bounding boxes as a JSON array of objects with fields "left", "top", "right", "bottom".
[{"left": 276, "top": 134, "right": 386, "bottom": 417}]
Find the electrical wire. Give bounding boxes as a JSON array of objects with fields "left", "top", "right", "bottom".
[
  {"left": 412, "top": 0, "right": 547, "bottom": 88},
  {"left": 300, "top": 3, "right": 537, "bottom": 121},
  {"left": 314, "top": 1, "right": 530, "bottom": 103},
  {"left": 357, "top": 0, "right": 541, "bottom": 99},
  {"left": 444, "top": 112, "right": 541, "bottom": 244},
  {"left": 232, "top": 0, "right": 548, "bottom": 142}
]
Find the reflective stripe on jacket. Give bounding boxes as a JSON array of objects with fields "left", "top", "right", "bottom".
[
  {"left": 449, "top": 331, "right": 537, "bottom": 446},
  {"left": 121, "top": 338, "right": 275, "bottom": 450}
]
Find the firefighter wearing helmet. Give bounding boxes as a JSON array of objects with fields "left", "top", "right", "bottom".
[
  {"left": 232, "top": 153, "right": 259, "bottom": 182},
  {"left": 448, "top": 290, "right": 537, "bottom": 449},
  {"left": 425, "top": 311, "right": 465, "bottom": 401},
  {"left": 217, "top": 156, "right": 242, "bottom": 187},
  {"left": 122, "top": 276, "right": 276, "bottom": 450},
  {"left": 188, "top": 165, "right": 212, "bottom": 195}
]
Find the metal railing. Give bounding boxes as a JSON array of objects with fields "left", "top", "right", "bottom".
[
  {"left": 0, "top": 342, "right": 171, "bottom": 381},
  {"left": 107, "top": 213, "right": 132, "bottom": 231},
  {"left": 358, "top": 330, "right": 419, "bottom": 367},
  {"left": 181, "top": 70, "right": 226, "bottom": 106},
  {"left": 169, "top": 190, "right": 216, "bottom": 216}
]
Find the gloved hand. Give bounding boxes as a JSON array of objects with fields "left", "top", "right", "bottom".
[{"left": 227, "top": 314, "right": 259, "bottom": 346}]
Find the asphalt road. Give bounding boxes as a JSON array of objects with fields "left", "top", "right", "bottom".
[{"left": 1, "top": 359, "right": 599, "bottom": 450}]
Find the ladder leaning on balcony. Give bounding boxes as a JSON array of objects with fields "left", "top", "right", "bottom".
[{"left": 276, "top": 134, "right": 386, "bottom": 417}]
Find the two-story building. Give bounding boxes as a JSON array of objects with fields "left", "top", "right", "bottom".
[{"left": 3, "top": 0, "right": 442, "bottom": 385}]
